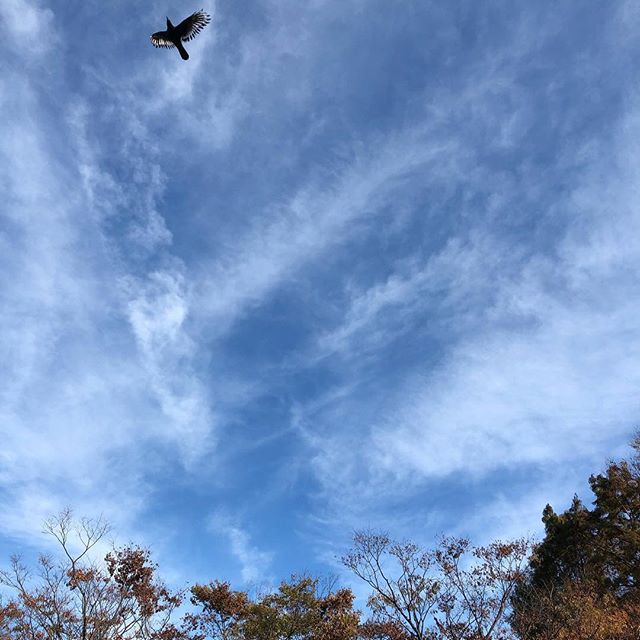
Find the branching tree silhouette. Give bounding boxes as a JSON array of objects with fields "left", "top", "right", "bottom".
[
  {"left": 0, "top": 509, "right": 183, "bottom": 640},
  {"left": 342, "top": 531, "right": 529, "bottom": 640}
]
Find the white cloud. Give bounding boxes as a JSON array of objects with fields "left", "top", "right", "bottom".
[
  {"left": 299, "top": 101, "right": 640, "bottom": 541},
  {"left": 125, "top": 269, "right": 215, "bottom": 462},
  {"left": 209, "top": 513, "right": 273, "bottom": 585},
  {"left": 0, "top": 0, "right": 56, "bottom": 57},
  {"left": 3, "top": 0, "right": 640, "bottom": 589},
  {"left": 0, "top": 18, "right": 213, "bottom": 547},
  {"left": 371, "top": 109, "right": 640, "bottom": 480},
  {"left": 196, "top": 127, "right": 468, "bottom": 334},
  {"left": 312, "top": 233, "right": 509, "bottom": 362}
]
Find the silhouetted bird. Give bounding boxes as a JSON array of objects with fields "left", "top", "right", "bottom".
[{"left": 150, "top": 10, "right": 211, "bottom": 61}]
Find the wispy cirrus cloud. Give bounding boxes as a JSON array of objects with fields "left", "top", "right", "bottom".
[
  {"left": 125, "top": 269, "right": 215, "bottom": 462},
  {"left": 370, "top": 107, "right": 640, "bottom": 480},
  {"left": 0, "top": 0, "right": 56, "bottom": 57},
  {"left": 272, "top": 4, "right": 640, "bottom": 550},
  {"left": 209, "top": 512, "right": 274, "bottom": 585},
  {"left": 0, "top": 1, "right": 216, "bottom": 545},
  {"left": 294, "top": 98, "right": 640, "bottom": 545},
  {"left": 194, "top": 124, "right": 472, "bottom": 335},
  {"left": 2, "top": 0, "right": 640, "bottom": 594}
]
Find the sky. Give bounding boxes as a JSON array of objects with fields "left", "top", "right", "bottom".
[{"left": 1, "top": 0, "right": 640, "bottom": 596}]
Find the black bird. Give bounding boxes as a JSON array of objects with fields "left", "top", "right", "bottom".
[{"left": 150, "top": 10, "right": 211, "bottom": 60}]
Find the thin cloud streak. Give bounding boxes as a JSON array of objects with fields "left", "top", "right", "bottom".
[
  {"left": 0, "top": 5, "right": 215, "bottom": 544},
  {"left": 196, "top": 129, "right": 467, "bottom": 333},
  {"left": 298, "top": 101, "right": 640, "bottom": 542},
  {"left": 1, "top": 0, "right": 639, "bottom": 592},
  {"left": 373, "top": 106, "right": 640, "bottom": 480},
  {"left": 209, "top": 512, "right": 274, "bottom": 585}
]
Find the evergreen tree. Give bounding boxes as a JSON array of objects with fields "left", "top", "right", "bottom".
[{"left": 511, "top": 435, "right": 640, "bottom": 640}]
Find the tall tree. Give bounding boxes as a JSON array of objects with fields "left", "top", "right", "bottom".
[
  {"left": 342, "top": 532, "right": 439, "bottom": 640},
  {"left": 342, "top": 531, "right": 528, "bottom": 640},
  {"left": 0, "top": 510, "right": 183, "bottom": 640},
  {"left": 433, "top": 537, "right": 528, "bottom": 640},
  {"left": 511, "top": 435, "right": 640, "bottom": 640},
  {"left": 589, "top": 434, "right": 640, "bottom": 595}
]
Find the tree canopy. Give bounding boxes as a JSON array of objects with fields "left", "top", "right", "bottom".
[
  {"left": 511, "top": 435, "right": 640, "bottom": 640},
  {"left": 1, "top": 435, "right": 639, "bottom": 640}
]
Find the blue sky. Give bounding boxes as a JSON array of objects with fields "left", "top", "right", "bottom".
[{"left": 2, "top": 0, "right": 640, "bottom": 595}]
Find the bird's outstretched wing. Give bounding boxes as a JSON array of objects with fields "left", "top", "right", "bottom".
[
  {"left": 150, "top": 30, "right": 175, "bottom": 48},
  {"left": 175, "top": 10, "right": 211, "bottom": 42}
]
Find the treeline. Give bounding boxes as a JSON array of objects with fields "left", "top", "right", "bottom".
[{"left": 1, "top": 435, "right": 639, "bottom": 640}]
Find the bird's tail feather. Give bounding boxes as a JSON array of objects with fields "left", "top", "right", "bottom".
[{"left": 177, "top": 41, "right": 189, "bottom": 60}]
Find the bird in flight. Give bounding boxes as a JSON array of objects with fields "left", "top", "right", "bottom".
[{"left": 150, "top": 10, "right": 211, "bottom": 60}]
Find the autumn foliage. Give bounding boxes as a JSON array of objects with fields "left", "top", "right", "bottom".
[
  {"left": 1, "top": 435, "right": 639, "bottom": 640},
  {"left": 0, "top": 510, "right": 183, "bottom": 640},
  {"left": 510, "top": 435, "right": 640, "bottom": 640},
  {"left": 185, "top": 575, "right": 359, "bottom": 640}
]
